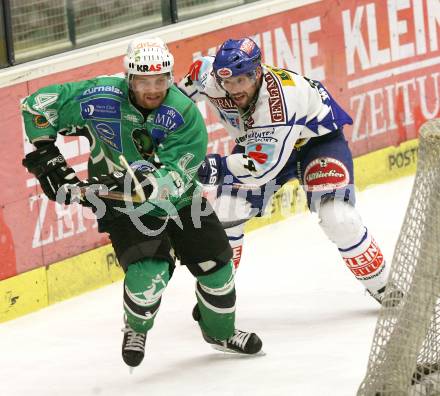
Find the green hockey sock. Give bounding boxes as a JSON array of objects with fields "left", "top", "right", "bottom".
[
  {"left": 124, "top": 258, "right": 170, "bottom": 333},
  {"left": 195, "top": 261, "right": 236, "bottom": 340}
]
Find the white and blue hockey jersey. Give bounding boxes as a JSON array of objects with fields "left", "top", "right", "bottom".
[{"left": 178, "top": 56, "right": 353, "bottom": 186}]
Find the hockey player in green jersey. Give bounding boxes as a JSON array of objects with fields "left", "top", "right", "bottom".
[{"left": 21, "top": 36, "right": 262, "bottom": 367}]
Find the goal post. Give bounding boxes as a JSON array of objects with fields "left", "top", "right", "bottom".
[{"left": 357, "top": 119, "right": 440, "bottom": 396}]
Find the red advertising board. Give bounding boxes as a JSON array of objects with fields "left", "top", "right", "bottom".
[{"left": 0, "top": 0, "right": 439, "bottom": 280}]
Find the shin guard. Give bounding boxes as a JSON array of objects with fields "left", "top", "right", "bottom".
[
  {"left": 123, "top": 258, "right": 170, "bottom": 333},
  {"left": 319, "top": 199, "right": 389, "bottom": 294},
  {"left": 195, "top": 261, "right": 236, "bottom": 340}
]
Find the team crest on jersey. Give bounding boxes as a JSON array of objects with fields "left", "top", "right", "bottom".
[
  {"left": 246, "top": 143, "right": 275, "bottom": 165},
  {"left": 91, "top": 120, "right": 123, "bottom": 152},
  {"left": 303, "top": 157, "right": 349, "bottom": 192},
  {"left": 32, "top": 115, "right": 50, "bottom": 129}
]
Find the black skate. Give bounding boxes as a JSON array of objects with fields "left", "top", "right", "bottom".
[
  {"left": 368, "top": 284, "right": 404, "bottom": 308},
  {"left": 192, "top": 304, "right": 263, "bottom": 355},
  {"left": 122, "top": 317, "right": 147, "bottom": 367}
]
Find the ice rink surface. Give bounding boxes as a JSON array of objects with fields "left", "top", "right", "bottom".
[{"left": 0, "top": 176, "right": 415, "bottom": 396}]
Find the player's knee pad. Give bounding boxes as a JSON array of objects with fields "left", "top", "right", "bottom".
[
  {"left": 318, "top": 198, "right": 365, "bottom": 249},
  {"left": 195, "top": 261, "right": 236, "bottom": 340},
  {"left": 186, "top": 256, "right": 232, "bottom": 277},
  {"left": 197, "top": 259, "right": 234, "bottom": 288},
  {"left": 124, "top": 258, "right": 170, "bottom": 333}
]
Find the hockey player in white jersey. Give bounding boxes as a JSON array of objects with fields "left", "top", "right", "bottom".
[{"left": 179, "top": 37, "right": 398, "bottom": 305}]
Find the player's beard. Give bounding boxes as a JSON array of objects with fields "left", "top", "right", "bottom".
[
  {"left": 228, "top": 78, "right": 261, "bottom": 110},
  {"left": 136, "top": 91, "right": 167, "bottom": 110},
  {"left": 230, "top": 92, "right": 251, "bottom": 109}
]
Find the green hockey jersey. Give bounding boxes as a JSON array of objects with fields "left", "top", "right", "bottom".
[{"left": 22, "top": 75, "right": 208, "bottom": 217}]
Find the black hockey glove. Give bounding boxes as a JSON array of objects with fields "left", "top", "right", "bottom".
[
  {"left": 22, "top": 143, "right": 80, "bottom": 201},
  {"left": 198, "top": 154, "right": 224, "bottom": 186},
  {"left": 60, "top": 169, "right": 155, "bottom": 206}
]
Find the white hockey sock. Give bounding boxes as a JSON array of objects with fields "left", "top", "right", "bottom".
[
  {"left": 226, "top": 223, "right": 244, "bottom": 269},
  {"left": 338, "top": 228, "right": 389, "bottom": 293},
  {"left": 318, "top": 199, "right": 389, "bottom": 293}
]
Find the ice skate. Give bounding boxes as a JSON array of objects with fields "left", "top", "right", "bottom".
[
  {"left": 121, "top": 316, "right": 147, "bottom": 367},
  {"left": 368, "top": 284, "right": 404, "bottom": 308},
  {"left": 192, "top": 304, "right": 262, "bottom": 355}
]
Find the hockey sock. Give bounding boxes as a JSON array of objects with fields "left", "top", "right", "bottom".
[
  {"left": 225, "top": 223, "right": 245, "bottom": 269},
  {"left": 195, "top": 261, "right": 236, "bottom": 340},
  {"left": 318, "top": 199, "right": 389, "bottom": 293},
  {"left": 123, "top": 258, "right": 170, "bottom": 333},
  {"left": 339, "top": 229, "right": 389, "bottom": 293}
]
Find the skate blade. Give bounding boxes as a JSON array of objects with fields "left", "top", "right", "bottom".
[
  {"left": 128, "top": 367, "right": 135, "bottom": 374},
  {"left": 211, "top": 344, "right": 266, "bottom": 356}
]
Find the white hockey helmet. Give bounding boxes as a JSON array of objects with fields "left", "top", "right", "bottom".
[{"left": 124, "top": 36, "right": 174, "bottom": 83}]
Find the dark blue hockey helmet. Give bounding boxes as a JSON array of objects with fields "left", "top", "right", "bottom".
[{"left": 213, "top": 38, "right": 261, "bottom": 81}]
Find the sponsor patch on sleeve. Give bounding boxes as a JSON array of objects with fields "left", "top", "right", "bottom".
[
  {"left": 154, "top": 105, "right": 184, "bottom": 131},
  {"left": 303, "top": 157, "right": 350, "bottom": 192},
  {"left": 32, "top": 115, "right": 50, "bottom": 129},
  {"left": 267, "top": 66, "right": 295, "bottom": 87}
]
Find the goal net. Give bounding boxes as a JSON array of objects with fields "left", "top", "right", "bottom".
[{"left": 357, "top": 119, "right": 440, "bottom": 396}]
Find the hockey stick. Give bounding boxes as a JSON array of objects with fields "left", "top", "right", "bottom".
[
  {"left": 119, "top": 155, "right": 147, "bottom": 202},
  {"left": 78, "top": 155, "right": 147, "bottom": 203}
]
